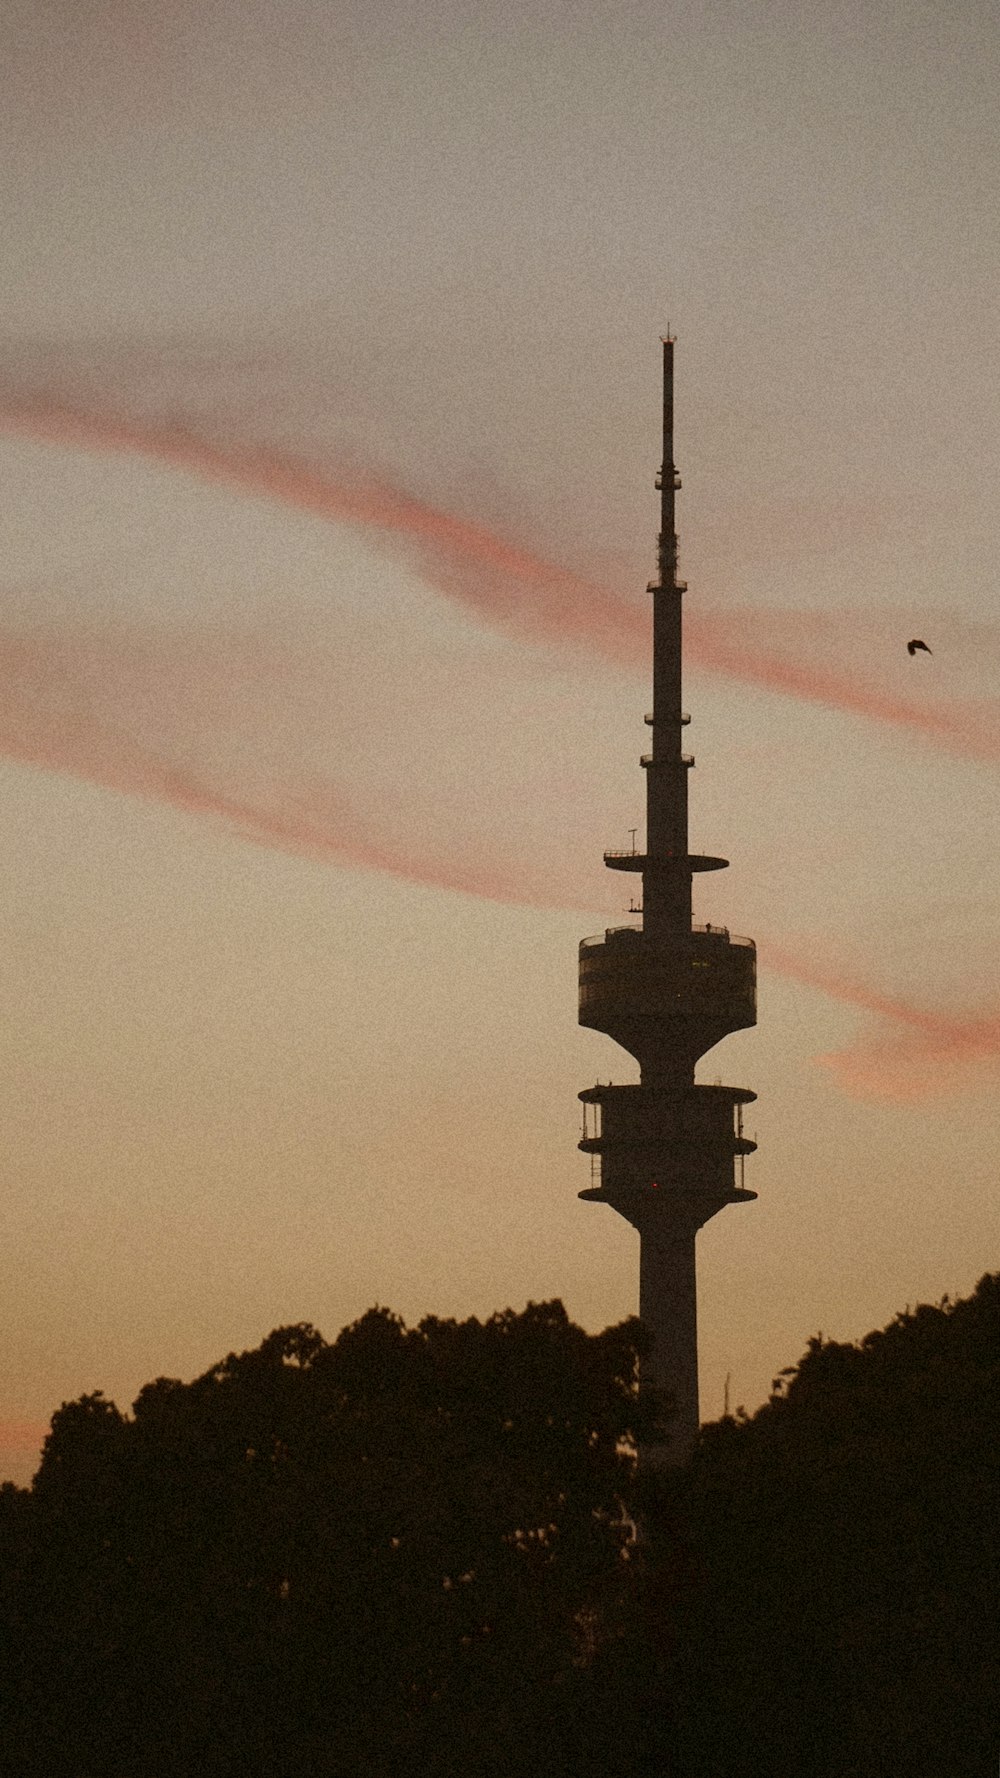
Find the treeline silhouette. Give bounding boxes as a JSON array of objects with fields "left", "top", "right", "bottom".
[
  {"left": 663, "top": 1271, "right": 999, "bottom": 1777},
  {"left": 0, "top": 1280, "right": 996, "bottom": 1777}
]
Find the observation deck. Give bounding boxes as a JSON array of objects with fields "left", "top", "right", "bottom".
[
  {"left": 577, "top": 1080, "right": 757, "bottom": 1229},
  {"left": 579, "top": 923, "right": 756, "bottom": 1066},
  {"left": 603, "top": 850, "right": 729, "bottom": 873}
]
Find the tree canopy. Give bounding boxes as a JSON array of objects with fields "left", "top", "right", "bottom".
[
  {"left": 655, "top": 1273, "right": 1000, "bottom": 1778},
  {"left": 1, "top": 1277, "right": 996, "bottom": 1778},
  {"left": 0, "top": 1301, "right": 666, "bottom": 1778}
]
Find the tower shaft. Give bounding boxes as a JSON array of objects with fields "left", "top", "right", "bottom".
[{"left": 578, "top": 339, "right": 757, "bottom": 1465}]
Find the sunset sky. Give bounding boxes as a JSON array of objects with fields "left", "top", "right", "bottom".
[{"left": 2, "top": 0, "right": 998, "bottom": 1484}]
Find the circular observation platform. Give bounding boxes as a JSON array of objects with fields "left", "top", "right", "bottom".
[
  {"left": 603, "top": 851, "right": 728, "bottom": 873},
  {"left": 578, "top": 1184, "right": 757, "bottom": 1205},
  {"left": 578, "top": 927, "right": 757, "bottom": 1050},
  {"left": 576, "top": 1082, "right": 758, "bottom": 1225}
]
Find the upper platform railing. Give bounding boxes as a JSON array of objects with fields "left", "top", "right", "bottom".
[{"left": 580, "top": 925, "right": 755, "bottom": 951}]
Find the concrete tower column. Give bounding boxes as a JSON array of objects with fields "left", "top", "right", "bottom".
[{"left": 639, "top": 1221, "right": 699, "bottom": 1464}]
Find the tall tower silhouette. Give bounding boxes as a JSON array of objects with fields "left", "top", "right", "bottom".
[{"left": 578, "top": 336, "right": 757, "bottom": 1465}]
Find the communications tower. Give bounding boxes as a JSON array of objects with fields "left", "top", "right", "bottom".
[{"left": 578, "top": 337, "right": 757, "bottom": 1465}]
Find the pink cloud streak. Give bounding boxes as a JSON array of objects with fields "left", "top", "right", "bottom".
[
  {"left": 0, "top": 619, "right": 592, "bottom": 910},
  {"left": 3, "top": 610, "right": 994, "bottom": 1100},
  {"left": 686, "top": 615, "right": 1000, "bottom": 763},
  {"left": 0, "top": 395, "right": 645, "bottom": 666},
  {"left": 761, "top": 941, "right": 1000, "bottom": 1099},
  {"left": 0, "top": 1420, "right": 48, "bottom": 1453},
  {"left": 2, "top": 373, "right": 999, "bottom": 1098},
  {"left": 3, "top": 388, "right": 999, "bottom": 765}
]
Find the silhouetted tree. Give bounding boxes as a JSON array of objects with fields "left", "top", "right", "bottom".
[
  {"left": 5, "top": 1279, "right": 995, "bottom": 1777},
  {"left": 653, "top": 1273, "right": 1000, "bottom": 1778},
  {"left": 1, "top": 1303, "right": 670, "bottom": 1778}
]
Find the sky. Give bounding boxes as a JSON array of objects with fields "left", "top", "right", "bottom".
[{"left": 1, "top": 0, "right": 998, "bottom": 1484}]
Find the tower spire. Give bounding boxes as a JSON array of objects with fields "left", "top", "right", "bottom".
[
  {"left": 645, "top": 331, "right": 693, "bottom": 945},
  {"left": 657, "top": 331, "right": 677, "bottom": 586},
  {"left": 577, "top": 337, "right": 758, "bottom": 1464}
]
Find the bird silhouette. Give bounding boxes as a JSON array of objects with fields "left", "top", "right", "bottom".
[{"left": 907, "top": 639, "right": 932, "bottom": 656}]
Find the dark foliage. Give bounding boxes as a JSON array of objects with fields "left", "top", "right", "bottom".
[
  {"left": 647, "top": 1272, "right": 1000, "bottom": 1778},
  {"left": 0, "top": 1302, "right": 668, "bottom": 1778},
  {"left": 2, "top": 1277, "right": 996, "bottom": 1777}
]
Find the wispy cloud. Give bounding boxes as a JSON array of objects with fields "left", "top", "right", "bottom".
[
  {"left": 2, "top": 608, "right": 996, "bottom": 1100},
  {"left": 0, "top": 615, "right": 598, "bottom": 908},
  {"left": 761, "top": 941, "right": 1000, "bottom": 1100},
  {"left": 0, "top": 391, "right": 646, "bottom": 667},
  {"left": 686, "top": 611, "right": 1000, "bottom": 764},
  {"left": 3, "top": 350, "right": 1000, "bottom": 1100},
  {"left": 3, "top": 378, "right": 999, "bottom": 765}
]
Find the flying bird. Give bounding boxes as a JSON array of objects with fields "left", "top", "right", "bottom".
[{"left": 907, "top": 639, "right": 932, "bottom": 656}]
